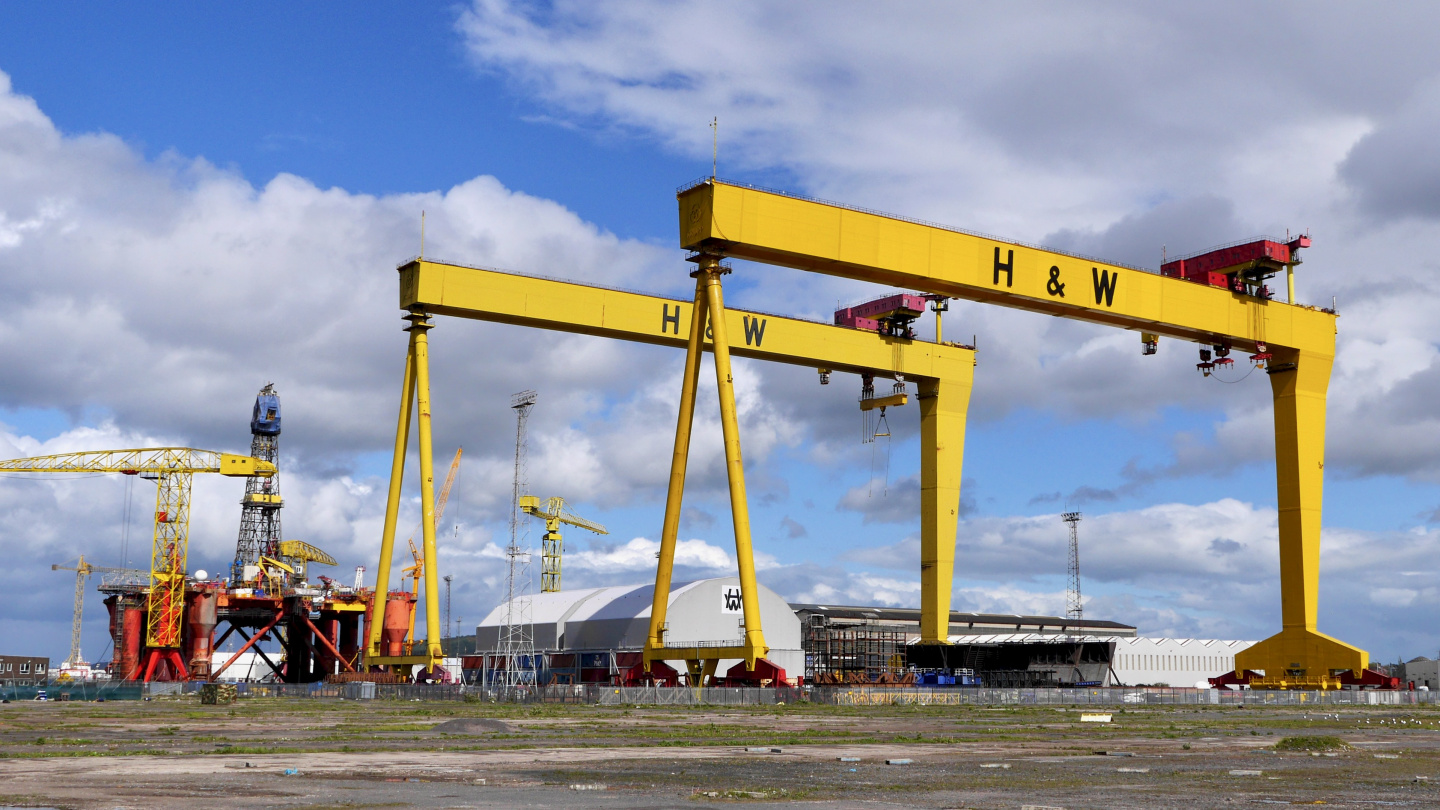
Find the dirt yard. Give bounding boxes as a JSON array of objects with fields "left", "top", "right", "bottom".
[{"left": 1, "top": 696, "right": 1437, "bottom": 808}]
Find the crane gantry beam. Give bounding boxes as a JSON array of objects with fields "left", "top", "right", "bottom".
[
  {"left": 388, "top": 258, "right": 975, "bottom": 667},
  {"left": 677, "top": 178, "right": 1359, "bottom": 687},
  {"left": 4, "top": 448, "right": 273, "bottom": 681}
]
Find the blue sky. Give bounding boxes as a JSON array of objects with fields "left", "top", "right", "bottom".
[{"left": 3, "top": 2, "right": 1440, "bottom": 665}]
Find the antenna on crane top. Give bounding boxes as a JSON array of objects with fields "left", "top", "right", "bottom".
[
  {"left": 710, "top": 117, "right": 718, "bottom": 179},
  {"left": 420, "top": 210, "right": 426, "bottom": 259}
]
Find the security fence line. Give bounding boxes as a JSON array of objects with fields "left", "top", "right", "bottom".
[{"left": 12, "top": 682, "right": 1440, "bottom": 706}]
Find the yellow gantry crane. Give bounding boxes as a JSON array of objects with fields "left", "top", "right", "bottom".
[
  {"left": 675, "top": 178, "right": 1356, "bottom": 688},
  {"left": 519, "top": 496, "right": 608, "bottom": 592},
  {"left": 51, "top": 555, "right": 146, "bottom": 669},
  {"left": 3, "top": 449, "right": 273, "bottom": 680},
  {"left": 390, "top": 258, "right": 973, "bottom": 682}
]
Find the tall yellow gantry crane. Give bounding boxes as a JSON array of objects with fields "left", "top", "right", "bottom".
[
  {"left": 519, "top": 496, "right": 609, "bottom": 592},
  {"left": 51, "top": 555, "right": 146, "bottom": 669},
  {"left": 675, "top": 178, "right": 1358, "bottom": 688},
  {"left": 385, "top": 257, "right": 974, "bottom": 680},
  {"left": 3, "top": 449, "right": 274, "bottom": 680}
]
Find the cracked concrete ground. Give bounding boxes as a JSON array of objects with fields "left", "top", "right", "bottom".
[{"left": 1, "top": 697, "right": 1438, "bottom": 808}]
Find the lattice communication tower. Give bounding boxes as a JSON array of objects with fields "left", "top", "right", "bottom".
[
  {"left": 1062, "top": 511, "right": 1083, "bottom": 620},
  {"left": 497, "top": 390, "right": 538, "bottom": 687}
]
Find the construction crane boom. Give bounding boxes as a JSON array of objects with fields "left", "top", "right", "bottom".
[
  {"left": 5, "top": 448, "right": 273, "bottom": 681},
  {"left": 520, "top": 496, "right": 608, "bottom": 593},
  {"left": 0, "top": 448, "right": 270, "bottom": 476}
]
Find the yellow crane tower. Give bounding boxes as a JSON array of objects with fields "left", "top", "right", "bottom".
[
  {"left": 2, "top": 449, "right": 273, "bottom": 681},
  {"left": 51, "top": 555, "right": 146, "bottom": 669},
  {"left": 519, "top": 496, "right": 609, "bottom": 592}
]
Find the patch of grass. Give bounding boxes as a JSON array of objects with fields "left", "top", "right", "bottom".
[{"left": 1274, "top": 735, "right": 1349, "bottom": 751}]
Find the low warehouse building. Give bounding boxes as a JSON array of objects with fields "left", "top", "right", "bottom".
[
  {"left": 1110, "top": 637, "right": 1255, "bottom": 687},
  {"left": 795, "top": 604, "right": 1136, "bottom": 686},
  {"left": 473, "top": 577, "right": 803, "bottom": 684}
]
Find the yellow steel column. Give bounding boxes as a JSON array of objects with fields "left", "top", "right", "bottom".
[
  {"left": 366, "top": 319, "right": 419, "bottom": 658},
  {"left": 645, "top": 276, "right": 708, "bottom": 662},
  {"left": 699, "top": 257, "right": 768, "bottom": 668},
  {"left": 1236, "top": 348, "right": 1366, "bottom": 684},
  {"left": 1287, "top": 266, "right": 1296, "bottom": 304},
  {"left": 410, "top": 313, "right": 444, "bottom": 661},
  {"left": 916, "top": 372, "right": 973, "bottom": 644}
]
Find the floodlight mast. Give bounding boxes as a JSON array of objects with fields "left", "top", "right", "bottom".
[{"left": 1062, "top": 512, "right": 1083, "bottom": 620}]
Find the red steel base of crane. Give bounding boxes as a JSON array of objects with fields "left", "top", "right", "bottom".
[
  {"left": 720, "top": 658, "right": 788, "bottom": 686},
  {"left": 1209, "top": 668, "right": 1401, "bottom": 690},
  {"left": 623, "top": 659, "right": 682, "bottom": 686},
  {"left": 134, "top": 649, "right": 189, "bottom": 683}
]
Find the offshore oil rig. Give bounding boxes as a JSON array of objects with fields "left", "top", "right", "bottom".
[{"left": 9, "top": 387, "right": 426, "bottom": 683}]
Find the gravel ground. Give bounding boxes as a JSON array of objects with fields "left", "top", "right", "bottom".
[{"left": 1, "top": 697, "right": 1438, "bottom": 808}]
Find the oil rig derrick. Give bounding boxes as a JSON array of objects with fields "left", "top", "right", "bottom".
[{"left": 231, "top": 384, "right": 283, "bottom": 584}]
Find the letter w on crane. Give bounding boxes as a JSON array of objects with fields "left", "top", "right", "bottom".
[
  {"left": 743, "top": 315, "right": 767, "bottom": 347},
  {"left": 1091, "top": 267, "right": 1119, "bottom": 307}
]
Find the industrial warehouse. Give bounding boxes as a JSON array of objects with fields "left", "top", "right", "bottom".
[{"left": 2, "top": 181, "right": 1409, "bottom": 694}]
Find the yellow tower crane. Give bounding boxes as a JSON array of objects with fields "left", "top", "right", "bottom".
[
  {"left": 519, "top": 496, "right": 609, "bottom": 592},
  {"left": 2, "top": 449, "right": 273, "bottom": 681},
  {"left": 51, "top": 555, "right": 146, "bottom": 669}
]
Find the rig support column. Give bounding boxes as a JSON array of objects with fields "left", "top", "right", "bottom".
[
  {"left": 916, "top": 372, "right": 973, "bottom": 644},
  {"left": 367, "top": 314, "right": 420, "bottom": 659},
  {"left": 645, "top": 275, "right": 708, "bottom": 664},
  {"left": 1236, "top": 348, "right": 1367, "bottom": 685}
]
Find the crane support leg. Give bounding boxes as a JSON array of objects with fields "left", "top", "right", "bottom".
[
  {"left": 367, "top": 318, "right": 419, "bottom": 659},
  {"left": 645, "top": 276, "right": 707, "bottom": 665},
  {"left": 412, "top": 315, "right": 444, "bottom": 661},
  {"left": 917, "top": 374, "right": 973, "bottom": 644},
  {"left": 1236, "top": 349, "right": 1367, "bottom": 687},
  {"left": 700, "top": 258, "right": 769, "bottom": 670}
]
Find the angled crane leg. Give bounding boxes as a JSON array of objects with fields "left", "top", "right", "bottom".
[
  {"left": 917, "top": 371, "right": 973, "bottom": 645},
  {"left": 367, "top": 320, "right": 420, "bottom": 659},
  {"left": 411, "top": 314, "right": 444, "bottom": 662},
  {"left": 700, "top": 259, "right": 768, "bottom": 670},
  {"left": 645, "top": 275, "right": 708, "bottom": 668},
  {"left": 1236, "top": 349, "right": 1367, "bottom": 685}
]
